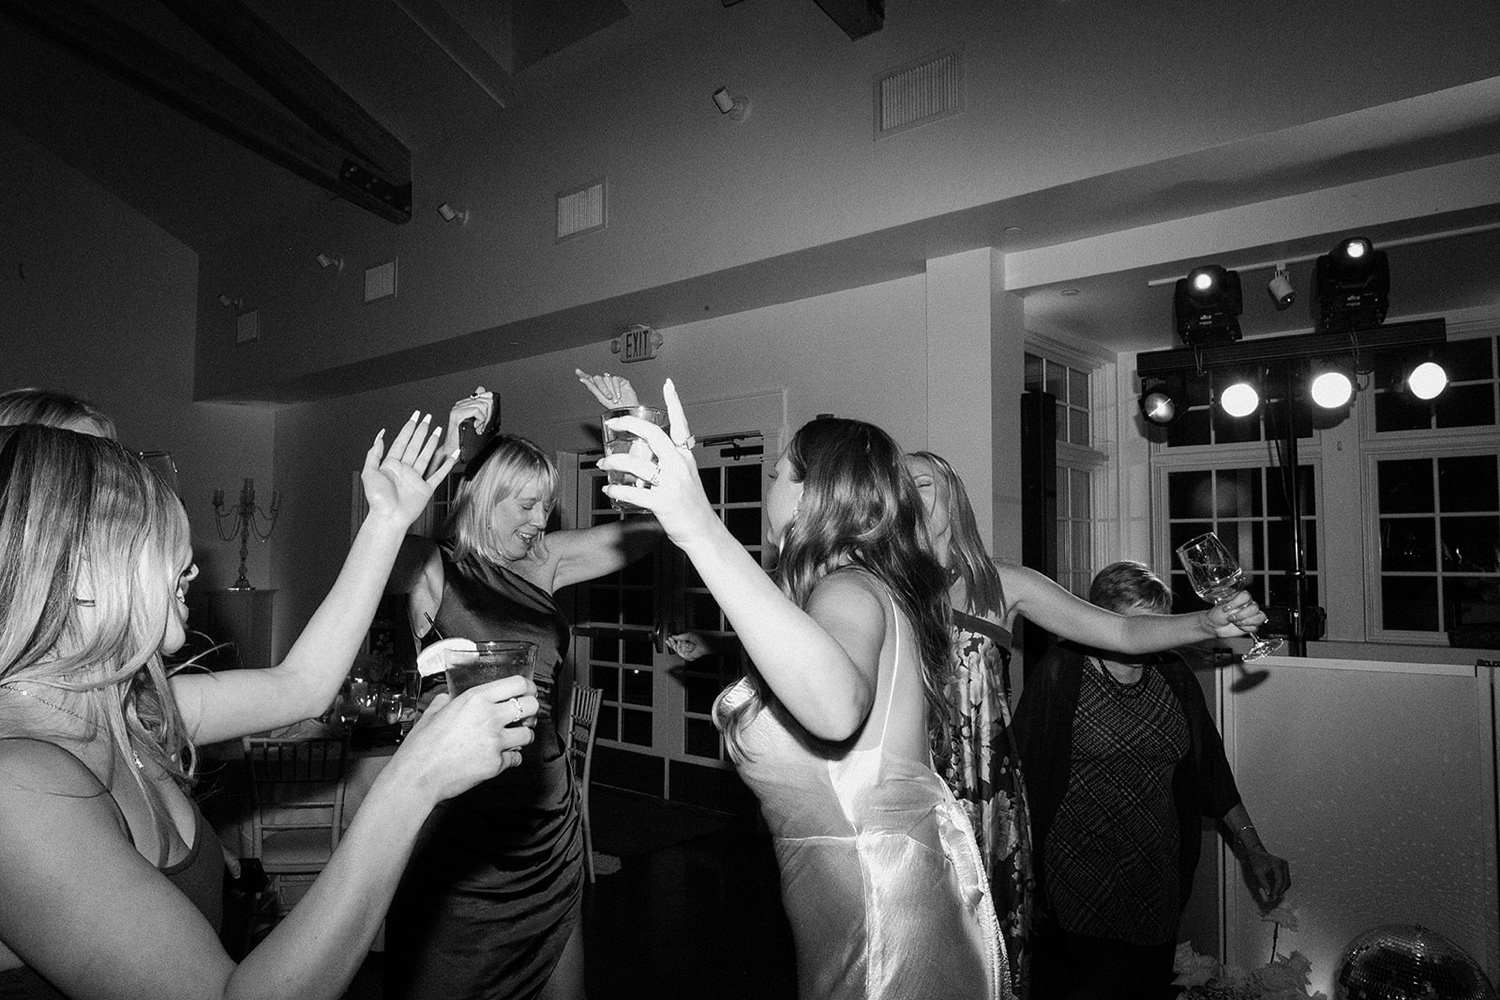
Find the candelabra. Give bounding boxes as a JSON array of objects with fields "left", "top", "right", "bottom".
[{"left": 212, "top": 478, "right": 280, "bottom": 590}]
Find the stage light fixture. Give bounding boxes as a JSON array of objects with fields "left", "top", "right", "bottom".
[
  {"left": 1406, "top": 360, "right": 1448, "bottom": 400},
  {"left": 1218, "top": 374, "right": 1260, "bottom": 418},
  {"left": 1314, "top": 235, "right": 1389, "bottom": 331},
  {"left": 1309, "top": 367, "right": 1355, "bottom": 409},
  {"left": 1174, "top": 265, "right": 1243, "bottom": 346},
  {"left": 1138, "top": 379, "right": 1182, "bottom": 425}
]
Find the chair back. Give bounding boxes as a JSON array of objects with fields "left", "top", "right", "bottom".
[
  {"left": 242, "top": 735, "right": 349, "bottom": 874},
  {"left": 569, "top": 686, "right": 603, "bottom": 786}
]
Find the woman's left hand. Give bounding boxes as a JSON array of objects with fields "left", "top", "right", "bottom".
[
  {"left": 361, "top": 410, "right": 457, "bottom": 526},
  {"left": 576, "top": 369, "right": 639, "bottom": 409},
  {"left": 597, "top": 379, "right": 719, "bottom": 548},
  {"left": 1205, "top": 590, "right": 1268, "bottom": 640}
]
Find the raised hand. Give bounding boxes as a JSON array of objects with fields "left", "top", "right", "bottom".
[
  {"left": 576, "top": 369, "right": 639, "bottom": 409},
  {"left": 597, "top": 378, "right": 718, "bottom": 546},
  {"left": 396, "top": 674, "right": 539, "bottom": 802},
  {"left": 361, "top": 411, "right": 457, "bottom": 527},
  {"left": 447, "top": 387, "right": 497, "bottom": 460},
  {"left": 1203, "top": 590, "right": 1269, "bottom": 640}
]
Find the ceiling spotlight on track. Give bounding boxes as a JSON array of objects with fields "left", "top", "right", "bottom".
[
  {"left": 1174, "top": 265, "right": 1243, "bottom": 346},
  {"left": 1405, "top": 359, "right": 1448, "bottom": 400},
  {"left": 1314, "top": 236, "right": 1389, "bottom": 331},
  {"left": 1267, "top": 264, "right": 1295, "bottom": 311}
]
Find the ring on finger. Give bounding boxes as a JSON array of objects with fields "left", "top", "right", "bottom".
[{"left": 649, "top": 465, "right": 662, "bottom": 487}]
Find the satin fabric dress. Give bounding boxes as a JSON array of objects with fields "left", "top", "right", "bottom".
[
  {"left": 385, "top": 544, "right": 581, "bottom": 1000},
  {"left": 715, "top": 593, "right": 1009, "bottom": 1000},
  {"left": 935, "top": 610, "right": 1035, "bottom": 997}
]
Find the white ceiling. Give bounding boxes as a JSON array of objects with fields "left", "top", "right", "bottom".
[{"left": 3, "top": 1, "right": 1498, "bottom": 366}]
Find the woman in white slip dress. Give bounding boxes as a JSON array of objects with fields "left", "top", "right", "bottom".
[{"left": 600, "top": 383, "right": 1009, "bottom": 1000}]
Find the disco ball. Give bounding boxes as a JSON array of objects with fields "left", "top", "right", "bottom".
[{"left": 1335, "top": 924, "right": 1497, "bottom": 1000}]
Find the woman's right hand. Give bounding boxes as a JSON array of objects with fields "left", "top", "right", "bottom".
[
  {"left": 391, "top": 674, "right": 538, "bottom": 803},
  {"left": 597, "top": 379, "right": 720, "bottom": 549}
]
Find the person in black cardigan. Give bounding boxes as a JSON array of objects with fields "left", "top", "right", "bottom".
[{"left": 1013, "top": 561, "right": 1290, "bottom": 1000}]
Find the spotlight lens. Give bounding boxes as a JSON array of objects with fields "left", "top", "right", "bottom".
[
  {"left": 1310, "top": 371, "right": 1354, "bottom": 409},
  {"left": 1220, "top": 382, "right": 1260, "bottom": 418},
  {"left": 1141, "top": 391, "right": 1176, "bottom": 424},
  {"left": 1192, "top": 271, "right": 1215, "bottom": 292},
  {"left": 1408, "top": 361, "right": 1448, "bottom": 400},
  {"left": 1343, "top": 239, "right": 1367, "bottom": 260}
]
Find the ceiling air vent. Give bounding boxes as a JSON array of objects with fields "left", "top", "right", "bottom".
[
  {"left": 557, "top": 178, "right": 607, "bottom": 241},
  {"left": 873, "top": 47, "right": 964, "bottom": 139}
]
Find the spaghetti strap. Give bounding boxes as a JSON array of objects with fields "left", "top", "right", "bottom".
[{"left": 876, "top": 592, "right": 902, "bottom": 746}]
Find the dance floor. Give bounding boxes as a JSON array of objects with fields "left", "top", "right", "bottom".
[{"left": 336, "top": 787, "right": 797, "bottom": 1000}]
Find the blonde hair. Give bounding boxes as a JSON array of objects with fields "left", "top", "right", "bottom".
[
  {"left": 0, "top": 387, "right": 118, "bottom": 439},
  {"left": 0, "top": 425, "right": 193, "bottom": 824},
  {"left": 443, "top": 434, "right": 558, "bottom": 563},
  {"left": 906, "top": 450, "right": 1005, "bottom": 619}
]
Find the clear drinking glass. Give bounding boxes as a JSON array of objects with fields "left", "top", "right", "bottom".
[
  {"left": 1175, "top": 531, "right": 1284, "bottom": 661},
  {"left": 601, "top": 405, "right": 669, "bottom": 512},
  {"left": 444, "top": 640, "right": 536, "bottom": 696}
]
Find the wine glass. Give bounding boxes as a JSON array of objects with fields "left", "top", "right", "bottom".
[{"left": 1175, "top": 531, "right": 1283, "bottom": 661}]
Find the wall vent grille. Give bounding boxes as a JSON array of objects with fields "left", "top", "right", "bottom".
[
  {"left": 557, "top": 178, "right": 607, "bottom": 240},
  {"left": 873, "top": 47, "right": 964, "bottom": 139}
]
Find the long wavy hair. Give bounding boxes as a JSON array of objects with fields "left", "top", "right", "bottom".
[
  {"left": 0, "top": 425, "right": 194, "bottom": 825},
  {"left": 907, "top": 450, "right": 1005, "bottom": 620},
  {"left": 0, "top": 387, "right": 118, "bottom": 439},
  {"left": 442, "top": 433, "right": 559, "bottom": 565},
  {"left": 719, "top": 418, "right": 952, "bottom": 759}
]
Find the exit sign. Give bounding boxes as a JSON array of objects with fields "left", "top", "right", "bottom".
[{"left": 612, "top": 324, "right": 662, "bottom": 363}]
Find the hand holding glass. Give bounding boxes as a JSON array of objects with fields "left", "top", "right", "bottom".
[
  {"left": 1175, "top": 531, "right": 1283, "bottom": 661},
  {"left": 444, "top": 641, "right": 536, "bottom": 696},
  {"left": 601, "top": 405, "right": 669, "bottom": 512}
]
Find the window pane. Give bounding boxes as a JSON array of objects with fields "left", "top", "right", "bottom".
[
  {"left": 1447, "top": 577, "right": 1500, "bottom": 631},
  {"left": 684, "top": 718, "right": 721, "bottom": 759},
  {"left": 622, "top": 638, "right": 654, "bottom": 666},
  {"left": 621, "top": 707, "right": 652, "bottom": 746},
  {"left": 1069, "top": 408, "right": 1090, "bottom": 445},
  {"left": 599, "top": 704, "right": 618, "bottom": 741},
  {"left": 1375, "top": 393, "right": 1433, "bottom": 433},
  {"left": 725, "top": 507, "right": 762, "bottom": 546},
  {"left": 1024, "top": 353, "right": 1043, "bottom": 393},
  {"left": 1382, "top": 578, "right": 1439, "bottom": 631},
  {"left": 1442, "top": 517, "right": 1498, "bottom": 572},
  {"left": 1438, "top": 455, "right": 1498, "bottom": 512},
  {"left": 1071, "top": 469, "right": 1091, "bottom": 514},
  {"left": 725, "top": 464, "right": 760, "bottom": 504},
  {"left": 1168, "top": 407, "right": 1212, "bottom": 447},
  {"left": 684, "top": 670, "right": 727, "bottom": 714},
  {"left": 621, "top": 588, "right": 653, "bottom": 625},
  {"left": 1054, "top": 402, "right": 1067, "bottom": 442},
  {"left": 1435, "top": 383, "right": 1496, "bottom": 428},
  {"left": 621, "top": 666, "right": 652, "bottom": 706},
  {"left": 1379, "top": 459, "right": 1433, "bottom": 513},
  {"left": 686, "top": 592, "right": 722, "bottom": 630},
  {"left": 1045, "top": 361, "right": 1066, "bottom": 399},
  {"left": 1217, "top": 468, "right": 1262, "bottom": 519},
  {"left": 1443, "top": 337, "right": 1495, "bottom": 382},
  {"left": 1170, "top": 471, "right": 1214, "bottom": 520},
  {"left": 1380, "top": 519, "right": 1435, "bottom": 571},
  {"left": 590, "top": 588, "right": 620, "bottom": 623},
  {"left": 698, "top": 466, "right": 722, "bottom": 502},
  {"left": 1068, "top": 367, "right": 1088, "bottom": 406}
]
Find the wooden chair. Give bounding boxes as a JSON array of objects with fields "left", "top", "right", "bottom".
[
  {"left": 242, "top": 735, "right": 349, "bottom": 913},
  {"left": 569, "top": 686, "right": 604, "bottom": 882}
]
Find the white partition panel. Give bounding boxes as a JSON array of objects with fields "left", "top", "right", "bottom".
[{"left": 1218, "top": 656, "right": 1498, "bottom": 996}]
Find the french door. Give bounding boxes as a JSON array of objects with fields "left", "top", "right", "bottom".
[{"left": 565, "top": 433, "right": 769, "bottom": 810}]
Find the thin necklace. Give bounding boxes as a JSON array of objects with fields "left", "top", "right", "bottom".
[{"left": 1, "top": 682, "right": 146, "bottom": 770}]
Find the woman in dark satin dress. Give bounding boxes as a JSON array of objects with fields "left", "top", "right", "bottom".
[{"left": 385, "top": 379, "right": 659, "bottom": 1000}]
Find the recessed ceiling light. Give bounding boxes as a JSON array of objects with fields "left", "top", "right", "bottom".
[
  {"left": 1060, "top": 288, "right": 1080, "bottom": 297},
  {"left": 1004, "top": 226, "right": 1023, "bottom": 235}
]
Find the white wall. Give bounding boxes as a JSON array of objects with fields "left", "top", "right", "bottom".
[{"left": 0, "top": 121, "right": 274, "bottom": 593}]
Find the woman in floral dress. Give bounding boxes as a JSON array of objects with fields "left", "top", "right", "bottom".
[{"left": 905, "top": 452, "right": 1263, "bottom": 998}]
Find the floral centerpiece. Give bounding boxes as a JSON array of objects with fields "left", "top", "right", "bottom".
[{"left": 1174, "top": 899, "right": 1327, "bottom": 1000}]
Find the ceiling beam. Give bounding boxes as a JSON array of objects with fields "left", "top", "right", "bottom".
[
  {"left": 813, "top": 0, "right": 883, "bottom": 40},
  {"left": 0, "top": 0, "right": 412, "bottom": 224},
  {"left": 158, "top": 0, "right": 411, "bottom": 193},
  {"left": 392, "top": 0, "right": 516, "bottom": 109}
]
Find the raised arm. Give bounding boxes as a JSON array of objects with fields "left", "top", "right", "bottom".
[
  {"left": 0, "top": 678, "right": 535, "bottom": 1000},
  {"left": 171, "top": 412, "right": 455, "bottom": 744},
  {"left": 596, "top": 380, "right": 878, "bottom": 740},
  {"left": 998, "top": 562, "right": 1266, "bottom": 653},
  {"left": 575, "top": 368, "right": 639, "bottom": 408}
]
